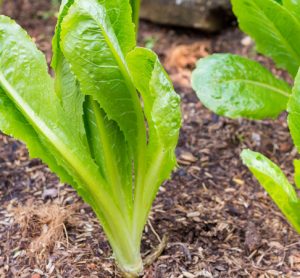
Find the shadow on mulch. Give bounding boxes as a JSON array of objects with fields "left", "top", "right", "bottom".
[{"left": 0, "top": 1, "right": 300, "bottom": 277}]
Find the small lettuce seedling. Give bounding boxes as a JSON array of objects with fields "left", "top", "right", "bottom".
[
  {"left": 0, "top": 0, "right": 181, "bottom": 276},
  {"left": 192, "top": 0, "right": 300, "bottom": 233}
]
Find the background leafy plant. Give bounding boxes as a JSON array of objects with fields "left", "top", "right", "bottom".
[
  {"left": 192, "top": 0, "right": 300, "bottom": 233},
  {"left": 0, "top": 0, "right": 181, "bottom": 277}
]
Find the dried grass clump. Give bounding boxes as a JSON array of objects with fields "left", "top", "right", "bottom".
[{"left": 12, "top": 202, "right": 78, "bottom": 258}]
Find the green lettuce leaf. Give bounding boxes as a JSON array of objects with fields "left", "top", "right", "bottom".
[
  {"left": 127, "top": 48, "right": 181, "bottom": 193},
  {"left": 0, "top": 15, "right": 137, "bottom": 257},
  {"left": 57, "top": 0, "right": 141, "bottom": 215},
  {"left": 59, "top": 0, "right": 147, "bottom": 169},
  {"left": 192, "top": 54, "right": 291, "bottom": 119},
  {"left": 0, "top": 16, "right": 75, "bottom": 187},
  {"left": 51, "top": 0, "right": 87, "bottom": 150},
  {"left": 288, "top": 69, "right": 300, "bottom": 152},
  {"left": 0, "top": 16, "right": 89, "bottom": 189},
  {"left": 55, "top": 0, "right": 136, "bottom": 56},
  {"left": 100, "top": 0, "right": 136, "bottom": 54},
  {"left": 241, "top": 149, "right": 300, "bottom": 233},
  {"left": 294, "top": 160, "right": 300, "bottom": 189},
  {"left": 126, "top": 47, "right": 181, "bottom": 237},
  {"left": 232, "top": 0, "right": 300, "bottom": 76},
  {"left": 283, "top": 0, "right": 300, "bottom": 21},
  {"left": 83, "top": 96, "right": 133, "bottom": 216}
]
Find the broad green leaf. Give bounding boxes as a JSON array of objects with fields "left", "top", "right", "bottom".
[
  {"left": 60, "top": 0, "right": 147, "bottom": 167},
  {"left": 52, "top": 0, "right": 74, "bottom": 70},
  {"left": 192, "top": 54, "right": 291, "bottom": 119},
  {"left": 241, "top": 149, "right": 300, "bottom": 233},
  {"left": 52, "top": 0, "right": 105, "bottom": 203},
  {"left": 0, "top": 87, "right": 77, "bottom": 187},
  {"left": 283, "top": 0, "right": 300, "bottom": 21},
  {"left": 52, "top": 0, "right": 87, "bottom": 146},
  {"left": 52, "top": 0, "right": 135, "bottom": 96},
  {"left": 83, "top": 96, "right": 133, "bottom": 214},
  {"left": 52, "top": 0, "right": 106, "bottom": 178},
  {"left": 0, "top": 16, "right": 76, "bottom": 186},
  {"left": 53, "top": 0, "right": 135, "bottom": 66},
  {"left": 232, "top": 0, "right": 300, "bottom": 76},
  {"left": 288, "top": 69, "right": 300, "bottom": 152},
  {"left": 0, "top": 17, "right": 137, "bottom": 260},
  {"left": 59, "top": 0, "right": 143, "bottom": 213},
  {"left": 294, "top": 160, "right": 300, "bottom": 188},
  {"left": 0, "top": 15, "right": 127, "bottom": 223},
  {"left": 99, "top": 0, "right": 136, "bottom": 54},
  {"left": 126, "top": 47, "right": 181, "bottom": 229},
  {"left": 127, "top": 48, "right": 181, "bottom": 178},
  {"left": 52, "top": 0, "right": 133, "bottom": 214}
]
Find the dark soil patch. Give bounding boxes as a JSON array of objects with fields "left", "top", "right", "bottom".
[{"left": 1, "top": 1, "right": 300, "bottom": 277}]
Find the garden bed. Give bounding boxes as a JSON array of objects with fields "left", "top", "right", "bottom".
[{"left": 0, "top": 1, "right": 299, "bottom": 277}]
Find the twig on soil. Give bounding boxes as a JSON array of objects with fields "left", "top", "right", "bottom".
[
  {"left": 144, "top": 234, "right": 168, "bottom": 267},
  {"left": 147, "top": 219, "right": 162, "bottom": 243}
]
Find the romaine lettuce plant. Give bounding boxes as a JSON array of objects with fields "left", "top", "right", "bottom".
[
  {"left": 0, "top": 0, "right": 181, "bottom": 276},
  {"left": 192, "top": 0, "right": 300, "bottom": 233}
]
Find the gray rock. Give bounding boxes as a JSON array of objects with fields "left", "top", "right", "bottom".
[{"left": 140, "top": 0, "right": 233, "bottom": 32}]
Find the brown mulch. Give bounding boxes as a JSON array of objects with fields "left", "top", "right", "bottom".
[{"left": 1, "top": 1, "right": 300, "bottom": 277}]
